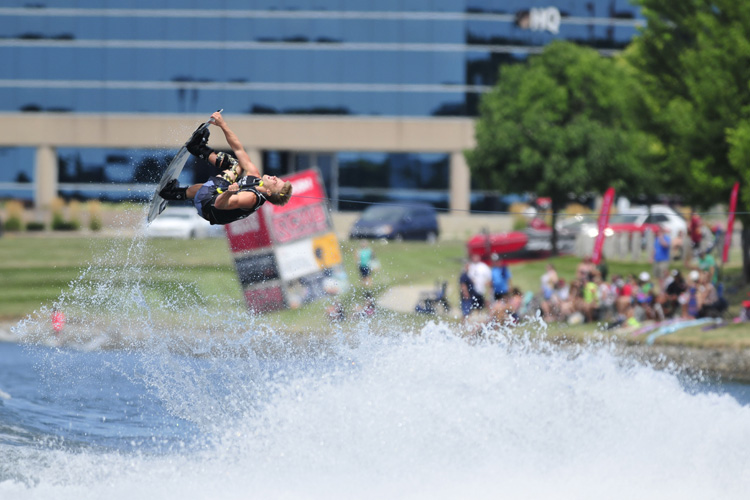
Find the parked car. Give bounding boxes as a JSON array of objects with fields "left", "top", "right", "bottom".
[
  {"left": 349, "top": 203, "right": 439, "bottom": 242},
  {"left": 145, "top": 206, "right": 225, "bottom": 239},
  {"left": 556, "top": 205, "right": 687, "bottom": 239}
]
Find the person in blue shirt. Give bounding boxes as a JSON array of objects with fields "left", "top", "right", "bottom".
[
  {"left": 491, "top": 256, "right": 512, "bottom": 301},
  {"left": 652, "top": 226, "right": 671, "bottom": 289}
]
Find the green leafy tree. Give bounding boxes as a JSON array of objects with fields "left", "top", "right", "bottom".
[
  {"left": 466, "top": 41, "right": 659, "bottom": 253},
  {"left": 628, "top": 0, "right": 750, "bottom": 279}
]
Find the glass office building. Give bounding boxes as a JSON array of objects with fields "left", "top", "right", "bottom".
[{"left": 0, "top": 1, "right": 643, "bottom": 208}]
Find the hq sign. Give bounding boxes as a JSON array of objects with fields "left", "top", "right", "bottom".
[
  {"left": 514, "top": 7, "right": 561, "bottom": 34},
  {"left": 224, "top": 169, "right": 348, "bottom": 313}
]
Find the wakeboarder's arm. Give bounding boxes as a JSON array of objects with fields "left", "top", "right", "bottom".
[
  {"left": 213, "top": 182, "right": 259, "bottom": 211},
  {"left": 211, "top": 112, "right": 261, "bottom": 178}
]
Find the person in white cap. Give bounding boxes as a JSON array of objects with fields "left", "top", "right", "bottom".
[{"left": 635, "top": 271, "right": 656, "bottom": 320}]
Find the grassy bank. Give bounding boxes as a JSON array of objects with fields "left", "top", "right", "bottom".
[{"left": 1, "top": 233, "right": 748, "bottom": 347}]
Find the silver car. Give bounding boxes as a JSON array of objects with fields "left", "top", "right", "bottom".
[{"left": 145, "top": 206, "right": 225, "bottom": 239}]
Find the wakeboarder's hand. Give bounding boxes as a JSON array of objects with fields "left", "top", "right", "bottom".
[{"left": 211, "top": 111, "right": 226, "bottom": 128}]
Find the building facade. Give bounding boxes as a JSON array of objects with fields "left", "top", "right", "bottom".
[{"left": 0, "top": 1, "right": 643, "bottom": 210}]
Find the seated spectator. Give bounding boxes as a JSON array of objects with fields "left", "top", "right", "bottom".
[
  {"left": 696, "top": 270, "right": 727, "bottom": 318},
  {"left": 663, "top": 269, "right": 687, "bottom": 318},
  {"left": 541, "top": 278, "right": 570, "bottom": 322},
  {"left": 634, "top": 271, "right": 657, "bottom": 321},
  {"left": 567, "top": 279, "right": 584, "bottom": 321},
  {"left": 507, "top": 288, "right": 525, "bottom": 323},
  {"left": 681, "top": 270, "right": 701, "bottom": 318},
  {"left": 581, "top": 272, "right": 600, "bottom": 323},
  {"left": 598, "top": 273, "right": 617, "bottom": 322},
  {"left": 326, "top": 300, "right": 345, "bottom": 323},
  {"left": 614, "top": 274, "right": 635, "bottom": 318},
  {"left": 540, "top": 263, "right": 558, "bottom": 301},
  {"left": 488, "top": 297, "right": 514, "bottom": 326},
  {"left": 697, "top": 249, "right": 718, "bottom": 286},
  {"left": 576, "top": 257, "right": 595, "bottom": 282},
  {"left": 736, "top": 299, "right": 750, "bottom": 323}
]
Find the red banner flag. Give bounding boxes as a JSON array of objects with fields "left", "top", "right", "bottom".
[
  {"left": 722, "top": 182, "right": 740, "bottom": 264},
  {"left": 592, "top": 187, "right": 615, "bottom": 265}
]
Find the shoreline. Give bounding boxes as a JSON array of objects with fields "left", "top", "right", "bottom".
[
  {"left": 3, "top": 319, "right": 750, "bottom": 382},
  {"left": 616, "top": 343, "right": 750, "bottom": 383}
]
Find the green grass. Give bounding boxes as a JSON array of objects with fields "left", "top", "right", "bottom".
[{"left": 1, "top": 234, "right": 749, "bottom": 347}]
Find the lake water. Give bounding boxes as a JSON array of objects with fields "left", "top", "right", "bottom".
[{"left": 2, "top": 327, "right": 750, "bottom": 500}]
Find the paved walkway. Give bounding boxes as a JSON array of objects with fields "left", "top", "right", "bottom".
[{"left": 377, "top": 284, "right": 453, "bottom": 315}]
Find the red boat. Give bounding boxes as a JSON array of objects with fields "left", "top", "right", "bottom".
[{"left": 467, "top": 227, "right": 575, "bottom": 264}]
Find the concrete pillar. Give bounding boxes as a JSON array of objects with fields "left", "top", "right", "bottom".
[
  {"left": 34, "top": 145, "right": 57, "bottom": 209},
  {"left": 449, "top": 151, "right": 470, "bottom": 213}
]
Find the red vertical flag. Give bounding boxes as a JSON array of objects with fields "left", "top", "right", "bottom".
[
  {"left": 722, "top": 182, "right": 740, "bottom": 264},
  {"left": 592, "top": 187, "right": 615, "bottom": 265}
]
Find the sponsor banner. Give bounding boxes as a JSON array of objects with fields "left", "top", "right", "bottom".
[
  {"left": 225, "top": 207, "right": 272, "bottom": 253},
  {"left": 723, "top": 182, "right": 740, "bottom": 264},
  {"left": 234, "top": 251, "right": 279, "bottom": 286},
  {"left": 275, "top": 239, "right": 321, "bottom": 282},
  {"left": 592, "top": 187, "right": 615, "bottom": 265},
  {"left": 270, "top": 169, "right": 328, "bottom": 215},
  {"left": 225, "top": 168, "right": 348, "bottom": 314},
  {"left": 313, "top": 232, "right": 343, "bottom": 268},
  {"left": 269, "top": 202, "right": 329, "bottom": 245},
  {"left": 243, "top": 285, "right": 285, "bottom": 313},
  {"left": 274, "top": 232, "right": 344, "bottom": 282}
]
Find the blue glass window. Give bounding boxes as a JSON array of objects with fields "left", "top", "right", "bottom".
[
  {"left": 337, "top": 151, "right": 450, "bottom": 209},
  {"left": 0, "top": 147, "right": 35, "bottom": 183},
  {"left": 0, "top": 148, "right": 35, "bottom": 201},
  {"left": 0, "top": 1, "right": 642, "bottom": 117}
]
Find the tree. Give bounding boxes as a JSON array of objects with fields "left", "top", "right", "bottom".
[
  {"left": 466, "top": 41, "right": 659, "bottom": 253},
  {"left": 628, "top": 0, "right": 750, "bottom": 280}
]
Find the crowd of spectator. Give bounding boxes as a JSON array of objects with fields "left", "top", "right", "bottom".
[{"left": 460, "top": 218, "right": 729, "bottom": 329}]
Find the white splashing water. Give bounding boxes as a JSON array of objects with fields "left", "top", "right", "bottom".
[
  {"left": 3, "top": 325, "right": 750, "bottom": 500},
  {"left": 4, "top": 230, "right": 750, "bottom": 499}
]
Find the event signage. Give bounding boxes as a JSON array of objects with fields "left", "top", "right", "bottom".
[
  {"left": 723, "top": 182, "right": 740, "bottom": 264},
  {"left": 224, "top": 168, "right": 348, "bottom": 313},
  {"left": 592, "top": 187, "right": 615, "bottom": 265}
]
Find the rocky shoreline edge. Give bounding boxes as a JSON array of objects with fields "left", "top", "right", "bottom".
[{"left": 613, "top": 343, "right": 750, "bottom": 382}]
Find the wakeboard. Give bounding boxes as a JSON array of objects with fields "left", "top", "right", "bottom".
[{"left": 146, "top": 110, "right": 222, "bottom": 224}]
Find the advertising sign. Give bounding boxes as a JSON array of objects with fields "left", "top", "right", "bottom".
[
  {"left": 225, "top": 168, "right": 348, "bottom": 313},
  {"left": 723, "top": 182, "right": 740, "bottom": 264}
]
